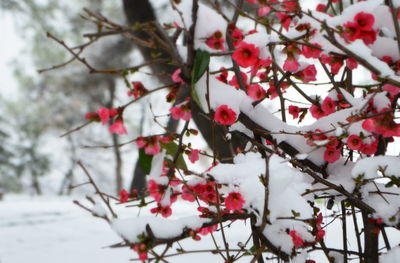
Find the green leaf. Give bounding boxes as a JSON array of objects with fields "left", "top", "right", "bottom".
[
  {"left": 191, "top": 87, "right": 202, "bottom": 110},
  {"left": 191, "top": 49, "right": 210, "bottom": 85},
  {"left": 160, "top": 141, "right": 187, "bottom": 170},
  {"left": 291, "top": 210, "right": 301, "bottom": 217},
  {"left": 191, "top": 50, "right": 210, "bottom": 110},
  {"left": 138, "top": 148, "right": 153, "bottom": 174}
]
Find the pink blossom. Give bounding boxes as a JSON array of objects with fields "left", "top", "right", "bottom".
[
  {"left": 214, "top": 105, "right": 237, "bottom": 125},
  {"left": 343, "top": 21, "right": 361, "bottom": 42},
  {"left": 136, "top": 136, "right": 161, "bottom": 155},
  {"left": 247, "top": 84, "right": 265, "bottom": 101},
  {"left": 383, "top": 84, "right": 400, "bottom": 97},
  {"left": 316, "top": 4, "right": 326, "bottom": 12},
  {"left": 288, "top": 105, "right": 300, "bottom": 119},
  {"left": 150, "top": 204, "right": 172, "bottom": 218},
  {"left": 198, "top": 225, "right": 218, "bottom": 236},
  {"left": 301, "top": 44, "right": 322, "bottom": 59},
  {"left": 225, "top": 192, "right": 245, "bottom": 210},
  {"left": 129, "top": 81, "right": 148, "bottom": 99},
  {"left": 346, "top": 58, "right": 358, "bottom": 70},
  {"left": 148, "top": 180, "right": 164, "bottom": 202},
  {"left": 362, "top": 110, "right": 400, "bottom": 137},
  {"left": 360, "top": 140, "right": 378, "bottom": 155},
  {"left": 283, "top": 57, "right": 300, "bottom": 72},
  {"left": 119, "top": 189, "right": 129, "bottom": 203},
  {"left": 232, "top": 42, "right": 260, "bottom": 68},
  {"left": 228, "top": 71, "right": 248, "bottom": 89},
  {"left": 321, "top": 97, "right": 336, "bottom": 115},
  {"left": 289, "top": 230, "right": 304, "bottom": 248},
  {"left": 181, "top": 185, "right": 196, "bottom": 202},
  {"left": 188, "top": 149, "right": 200, "bottom": 163},
  {"left": 206, "top": 31, "right": 225, "bottom": 51},
  {"left": 109, "top": 118, "right": 128, "bottom": 135},
  {"left": 295, "top": 64, "right": 317, "bottom": 83},
  {"left": 97, "top": 107, "right": 111, "bottom": 124},
  {"left": 276, "top": 12, "right": 292, "bottom": 31},
  {"left": 258, "top": 6, "right": 271, "bottom": 16},
  {"left": 169, "top": 100, "right": 191, "bottom": 121},
  {"left": 324, "top": 147, "right": 341, "bottom": 163},
  {"left": 172, "top": 68, "right": 185, "bottom": 84},
  {"left": 354, "top": 12, "right": 375, "bottom": 31},
  {"left": 347, "top": 134, "right": 362, "bottom": 151},
  {"left": 133, "top": 244, "right": 148, "bottom": 261},
  {"left": 309, "top": 104, "right": 325, "bottom": 119}
]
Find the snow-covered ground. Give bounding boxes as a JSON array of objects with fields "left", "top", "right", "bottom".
[
  {"left": 0, "top": 195, "right": 130, "bottom": 263},
  {"left": 0, "top": 195, "right": 254, "bottom": 263},
  {"left": 2, "top": 195, "right": 399, "bottom": 263}
]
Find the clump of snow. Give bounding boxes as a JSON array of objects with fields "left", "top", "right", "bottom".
[
  {"left": 352, "top": 156, "right": 400, "bottom": 179},
  {"left": 381, "top": 246, "right": 400, "bottom": 263},
  {"left": 148, "top": 150, "right": 168, "bottom": 185},
  {"left": 111, "top": 216, "right": 209, "bottom": 243}
]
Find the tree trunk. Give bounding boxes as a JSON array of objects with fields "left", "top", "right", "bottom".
[
  {"left": 362, "top": 211, "right": 379, "bottom": 263},
  {"left": 123, "top": 0, "right": 244, "bottom": 193}
]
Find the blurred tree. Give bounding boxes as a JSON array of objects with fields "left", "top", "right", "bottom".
[{"left": 1, "top": 0, "right": 137, "bottom": 194}]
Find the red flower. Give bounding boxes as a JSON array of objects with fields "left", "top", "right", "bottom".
[
  {"left": 188, "top": 149, "right": 200, "bottom": 163},
  {"left": 150, "top": 203, "right": 172, "bottom": 218},
  {"left": 267, "top": 81, "right": 289, "bottom": 99},
  {"left": 360, "top": 140, "right": 378, "bottom": 155},
  {"left": 383, "top": 84, "right": 400, "bottom": 97},
  {"left": 288, "top": 105, "right": 300, "bottom": 119},
  {"left": 316, "top": 229, "right": 325, "bottom": 242},
  {"left": 360, "top": 30, "right": 377, "bottom": 45},
  {"left": 247, "top": 84, "right": 266, "bottom": 101},
  {"left": 309, "top": 104, "right": 325, "bottom": 119},
  {"left": 324, "top": 147, "right": 341, "bottom": 163},
  {"left": 119, "top": 189, "right": 130, "bottom": 203},
  {"left": 316, "top": 4, "right": 326, "bottom": 12},
  {"left": 346, "top": 58, "right": 358, "bottom": 70},
  {"left": 258, "top": 5, "right": 271, "bottom": 16},
  {"left": 362, "top": 109, "right": 400, "bottom": 137},
  {"left": 283, "top": 57, "right": 300, "bottom": 72},
  {"left": 181, "top": 185, "right": 196, "bottom": 202},
  {"left": 295, "top": 65, "right": 317, "bottom": 83},
  {"left": 321, "top": 97, "right": 336, "bottom": 115},
  {"left": 232, "top": 42, "right": 260, "bottom": 68},
  {"left": 228, "top": 71, "right": 248, "bottom": 90},
  {"left": 129, "top": 81, "right": 148, "bottom": 99},
  {"left": 85, "top": 112, "right": 99, "bottom": 122},
  {"left": 109, "top": 118, "right": 128, "bottom": 135},
  {"left": 216, "top": 67, "right": 228, "bottom": 83},
  {"left": 302, "top": 44, "right": 322, "bottom": 59},
  {"left": 289, "top": 230, "right": 304, "bottom": 248},
  {"left": 133, "top": 244, "right": 148, "bottom": 261},
  {"left": 276, "top": 12, "right": 292, "bottom": 31},
  {"left": 354, "top": 12, "right": 375, "bottom": 31},
  {"left": 97, "top": 108, "right": 111, "bottom": 124},
  {"left": 343, "top": 21, "right": 361, "bottom": 42},
  {"left": 206, "top": 31, "right": 225, "bottom": 51},
  {"left": 214, "top": 105, "right": 237, "bottom": 125},
  {"left": 225, "top": 192, "right": 245, "bottom": 210},
  {"left": 136, "top": 136, "right": 161, "bottom": 155},
  {"left": 347, "top": 134, "right": 362, "bottom": 150},
  {"left": 172, "top": 68, "right": 185, "bottom": 84},
  {"left": 169, "top": 99, "right": 191, "bottom": 121},
  {"left": 198, "top": 225, "right": 218, "bottom": 236}
]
